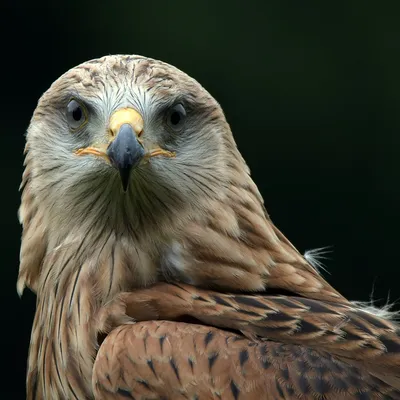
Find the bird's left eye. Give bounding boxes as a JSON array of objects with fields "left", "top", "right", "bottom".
[
  {"left": 166, "top": 103, "right": 186, "bottom": 130},
  {"left": 66, "top": 99, "right": 88, "bottom": 130}
]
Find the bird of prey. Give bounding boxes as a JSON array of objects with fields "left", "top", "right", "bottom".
[{"left": 18, "top": 54, "right": 400, "bottom": 400}]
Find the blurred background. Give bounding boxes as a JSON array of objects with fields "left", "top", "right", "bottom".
[{"left": 3, "top": 2, "right": 400, "bottom": 398}]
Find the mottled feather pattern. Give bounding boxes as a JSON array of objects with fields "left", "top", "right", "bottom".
[
  {"left": 19, "top": 54, "right": 400, "bottom": 399},
  {"left": 118, "top": 283, "right": 400, "bottom": 369},
  {"left": 96, "top": 283, "right": 400, "bottom": 397},
  {"left": 94, "top": 321, "right": 400, "bottom": 400}
]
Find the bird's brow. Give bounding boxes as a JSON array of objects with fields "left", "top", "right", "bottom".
[{"left": 50, "top": 91, "right": 101, "bottom": 116}]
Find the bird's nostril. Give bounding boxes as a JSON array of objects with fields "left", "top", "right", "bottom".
[{"left": 109, "top": 128, "right": 117, "bottom": 138}]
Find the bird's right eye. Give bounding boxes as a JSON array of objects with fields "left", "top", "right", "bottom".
[{"left": 66, "top": 99, "right": 88, "bottom": 130}]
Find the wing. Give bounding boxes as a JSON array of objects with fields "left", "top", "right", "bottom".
[
  {"left": 93, "top": 321, "right": 400, "bottom": 399},
  {"left": 92, "top": 283, "right": 400, "bottom": 399}
]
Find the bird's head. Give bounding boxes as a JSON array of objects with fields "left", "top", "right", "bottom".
[{"left": 24, "top": 55, "right": 246, "bottom": 240}]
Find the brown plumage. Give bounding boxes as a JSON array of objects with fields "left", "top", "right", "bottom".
[
  {"left": 93, "top": 283, "right": 400, "bottom": 399},
  {"left": 18, "top": 54, "right": 400, "bottom": 399},
  {"left": 94, "top": 322, "right": 400, "bottom": 400}
]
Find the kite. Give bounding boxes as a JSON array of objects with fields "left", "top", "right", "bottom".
[{"left": 18, "top": 55, "right": 400, "bottom": 399}]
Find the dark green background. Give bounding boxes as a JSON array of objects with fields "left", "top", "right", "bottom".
[{"left": 3, "top": 2, "right": 400, "bottom": 398}]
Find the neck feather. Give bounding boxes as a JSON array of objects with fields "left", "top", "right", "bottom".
[{"left": 27, "top": 230, "right": 157, "bottom": 399}]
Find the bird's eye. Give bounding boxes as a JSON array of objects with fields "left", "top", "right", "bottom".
[
  {"left": 166, "top": 103, "right": 186, "bottom": 130},
  {"left": 66, "top": 99, "right": 88, "bottom": 130}
]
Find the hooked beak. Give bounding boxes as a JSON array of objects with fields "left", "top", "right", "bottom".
[
  {"left": 107, "top": 123, "right": 144, "bottom": 191},
  {"left": 107, "top": 108, "right": 145, "bottom": 191},
  {"left": 74, "top": 108, "right": 175, "bottom": 192}
]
